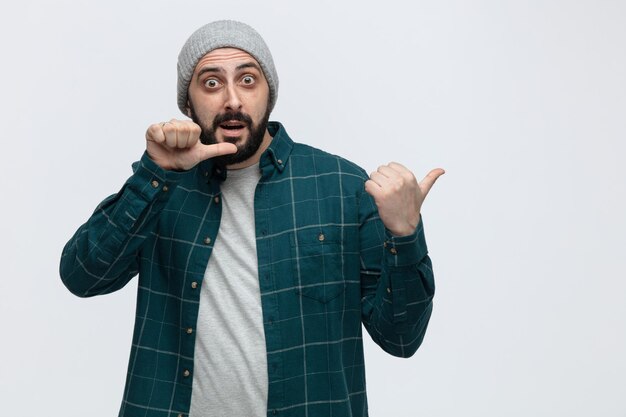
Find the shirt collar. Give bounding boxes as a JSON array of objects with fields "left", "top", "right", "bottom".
[{"left": 260, "top": 121, "right": 293, "bottom": 175}]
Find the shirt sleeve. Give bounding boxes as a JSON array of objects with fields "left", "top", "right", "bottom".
[
  {"left": 359, "top": 188, "right": 435, "bottom": 358},
  {"left": 59, "top": 152, "right": 186, "bottom": 297}
]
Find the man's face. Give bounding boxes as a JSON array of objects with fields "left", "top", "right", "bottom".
[{"left": 187, "top": 48, "right": 271, "bottom": 167}]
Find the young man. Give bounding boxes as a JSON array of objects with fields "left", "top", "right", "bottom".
[{"left": 61, "top": 20, "right": 444, "bottom": 417}]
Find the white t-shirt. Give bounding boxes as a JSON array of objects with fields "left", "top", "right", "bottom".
[{"left": 189, "top": 162, "right": 267, "bottom": 417}]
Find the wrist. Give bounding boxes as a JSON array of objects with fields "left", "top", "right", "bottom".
[{"left": 388, "top": 215, "right": 421, "bottom": 237}]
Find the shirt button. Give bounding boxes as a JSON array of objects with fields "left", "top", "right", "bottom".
[
  {"left": 390, "top": 247, "right": 397, "bottom": 255},
  {"left": 186, "top": 327, "right": 193, "bottom": 334},
  {"left": 183, "top": 369, "right": 190, "bottom": 377},
  {"left": 387, "top": 287, "right": 391, "bottom": 294},
  {"left": 204, "top": 171, "right": 209, "bottom": 177},
  {"left": 318, "top": 233, "right": 325, "bottom": 242},
  {"left": 277, "top": 159, "right": 283, "bottom": 165},
  {"left": 191, "top": 281, "right": 198, "bottom": 289},
  {"left": 214, "top": 196, "right": 220, "bottom": 204},
  {"left": 151, "top": 180, "right": 159, "bottom": 188},
  {"left": 203, "top": 237, "right": 211, "bottom": 245},
  {"left": 162, "top": 185, "right": 169, "bottom": 192},
  {"left": 178, "top": 414, "right": 184, "bottom": 417}
]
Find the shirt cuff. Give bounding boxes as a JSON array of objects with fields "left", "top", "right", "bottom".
[
  {"left": 128, "top": 152, "right": 187, "bottom": 201},
  {"left": 383, "top": 216, "right": 429, "bottom": 267}
]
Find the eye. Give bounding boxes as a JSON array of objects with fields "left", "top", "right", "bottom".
[
  {"left": 204, "top": 78, "right": 220, "bottom": 89},
  {"left": 241, "top": 75, "right": 255, "bottom": 85}
]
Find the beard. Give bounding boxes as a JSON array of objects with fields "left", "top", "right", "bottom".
[{"left": 188, "top": 100, "right": 270, "bottom": 168}]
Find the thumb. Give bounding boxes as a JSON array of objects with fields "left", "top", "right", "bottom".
[
  {"left": 197, "top": 142, "right": 238, "bottom": 162},
  {"left": 419, "top": 168, "right": 445, "bottom": 197}
]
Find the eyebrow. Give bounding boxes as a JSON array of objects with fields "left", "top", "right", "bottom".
[
  {"left": 196, "top": 66, "right": 223, "bottom": 79},
  {"left": 236, "top": 62, "right": 262, "bottom": 72},
  {"left": 196, "top": 62, "right": 262, "bottom": 79}
]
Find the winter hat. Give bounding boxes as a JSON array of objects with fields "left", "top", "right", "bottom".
[{"left": 177, "top": 20, "right": 279, "bottom": 115}]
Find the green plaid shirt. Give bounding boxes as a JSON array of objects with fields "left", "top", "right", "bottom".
[{"left": 60, "top": 122, "right": 435, "bottom": 417}]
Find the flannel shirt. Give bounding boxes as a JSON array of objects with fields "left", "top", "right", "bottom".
[{"left": 60, "top": 121, "right": 435, "bottom": 417}]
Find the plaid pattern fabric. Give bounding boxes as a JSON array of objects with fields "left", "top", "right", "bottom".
[{"left": 60, "top": 122, "right": 435, "bottom": 417}]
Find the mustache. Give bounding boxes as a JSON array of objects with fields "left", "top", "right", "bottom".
[{"left": 212, "top": 111, "right": 254, "bottom": 130}]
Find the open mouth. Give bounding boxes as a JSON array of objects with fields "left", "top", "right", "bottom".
[{"left": 219, "top": 120, "right": 247, "bottom": 131}]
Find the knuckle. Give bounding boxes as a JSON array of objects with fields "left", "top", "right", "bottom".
[
  {"left": 146, "top": 125, "right": 158, "bottom": 137},
  {"left": 146, "top": 124, "right": 164, "bottom": 142},
  {"left": 165, "top": 134, "right": 177, "bottom": 147},
  {"left": 176, "top": 126, "right": 187, "bottom": 138},
  {"left": 162, "top": 123, "right": 174, "bottom": 134}
]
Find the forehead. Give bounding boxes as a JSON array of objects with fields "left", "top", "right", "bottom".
[{"left": 193, "top": 47, "right": 262, "bottom": 74}]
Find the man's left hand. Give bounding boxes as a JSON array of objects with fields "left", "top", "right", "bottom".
[{"left": 365, "top": 162, "right": 445, "bottom": 237}]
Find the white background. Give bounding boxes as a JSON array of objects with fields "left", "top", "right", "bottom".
[{"left": 1, "top": 1, "right": 625, "bottom": 416}]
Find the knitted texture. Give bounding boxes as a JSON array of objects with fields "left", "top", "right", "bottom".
[{"left": 177, "top": 20, "right": 279, "bottom": 115}]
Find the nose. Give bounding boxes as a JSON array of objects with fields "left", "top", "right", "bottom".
[{"left": 224, "top": 84, "right": 242, "bottom": 111}]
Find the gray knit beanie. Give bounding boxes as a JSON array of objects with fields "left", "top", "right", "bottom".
[{"left": 177, "top": 20, "right": 279, "bottom": 115}]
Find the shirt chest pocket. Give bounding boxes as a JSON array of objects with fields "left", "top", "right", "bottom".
[{"left": 290, "top": 228, "right": 346, "bottom": 303}]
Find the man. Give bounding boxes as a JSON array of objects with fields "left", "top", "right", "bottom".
[{"left": 60, "top": 20, "right": 444, "bottom": 417}]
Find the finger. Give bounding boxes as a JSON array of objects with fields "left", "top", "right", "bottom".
[
  {"left": 162, "top": 122, "right": 178, "bottom": 148},
  {"left": 387, "top": 161, "right": 409, "bottom": 174},
  {"left": 368, "top": 171, "right": 393, "bottom": 188},
  {"left": 176, "top": 122, "right": 190, "bottom": 149},
  {"left": 376, "top": 165, "right": 416, "bottom": 188},
  {"left": 187, "top": 122, "right": 201, "bottom": 147},
  {"left": 419, "top": 168, "right": 446, "bottom": 197},
  {"left": 196, "top": 143, "right": 238, "bottom": 161},
  {"left": 146, "top": 123, "right": 166, "bottom": 144},
  {"left": 364, "top": 179, "right": 383, "bottom": 199},
  {"left": 375, "top": 165, "right": 397, "bottom": 179},
  {"left": 387, "top": 162, "right": 416, "bottom": 183},
  {"left": 178, "top": 120, "right": 202, "bottom": 148}
]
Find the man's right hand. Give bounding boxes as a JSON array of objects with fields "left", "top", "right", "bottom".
[{"left": 145, "top": 119, "right": 237, "bottom": 171}]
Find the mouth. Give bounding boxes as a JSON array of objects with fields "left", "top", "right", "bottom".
[{"left": 219, "top": 120, "right": 247, "bottom": 136}]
